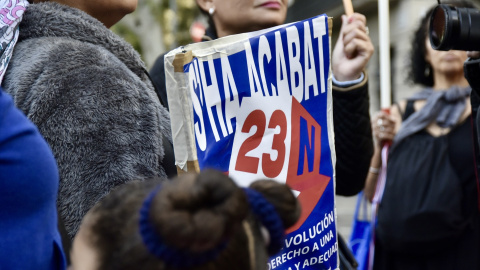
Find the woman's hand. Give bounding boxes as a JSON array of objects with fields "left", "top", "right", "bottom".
[
  {"left": 332, "top": 13, "right": 374, "bottom": 81},
  {"left": 371, "top": 110, "right": 396, "bottom": 148},
  {"left": 467, "top": 51, "right": 480, "bottom": 59}
]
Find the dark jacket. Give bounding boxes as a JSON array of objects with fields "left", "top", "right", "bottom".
[
  {"left": 3, "top": 2, "right": 174, "bottom": 238},
  {"left": 150, "top": 47, "right": 373, "bottom": 196}
]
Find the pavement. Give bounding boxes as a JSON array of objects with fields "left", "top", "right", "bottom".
[{"left": 335, "top": 195, "right": 368, "bottom": 241}]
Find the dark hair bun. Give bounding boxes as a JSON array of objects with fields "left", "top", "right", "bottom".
[
  {"left": 249, "top": 180, "right": 301, "bottom": 228},
  {"left": 150, "top": 169, "right": 248, "bottom": 253}
]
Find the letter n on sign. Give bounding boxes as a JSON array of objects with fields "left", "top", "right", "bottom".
[{"left": 286, "top": 97, "right": 330, "bottom": 233}]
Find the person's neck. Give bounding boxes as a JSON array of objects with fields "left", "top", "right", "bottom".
[
  {"left": 216, "top": 28, "right": 236, "bottom": 38},
  {"left": 215, "top": 25, "right": 262, "bottom": 38},
  {"left": 432, "top": 72, "right": 470, "bottom": 90},
  {"left": 48, "top": 0, "right": 123, "bottom": 28}
]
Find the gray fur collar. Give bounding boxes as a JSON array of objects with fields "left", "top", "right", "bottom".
[{"left": 19, "top": 2, "right": 147, "bottom": 80}]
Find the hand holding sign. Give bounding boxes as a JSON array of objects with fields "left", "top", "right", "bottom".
[{"left": 332, "top": 13, "right": 374, "bottom": 81}]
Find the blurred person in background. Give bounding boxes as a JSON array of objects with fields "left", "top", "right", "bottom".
[
  {"left": 365, "top": 1, "right": 480, "bottom": 269},
  {"left": 69, "top": 169, "right": 300, "bottom": 270}
]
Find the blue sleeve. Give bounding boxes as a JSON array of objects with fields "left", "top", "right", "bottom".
[{"left": 0, "top": 89, "right": 66, "bottom": 270}]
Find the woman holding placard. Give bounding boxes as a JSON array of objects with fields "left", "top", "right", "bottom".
[
  {"left": 151, "top": 3, "right": 375, "bottom": 269},
  {"left": 151, "top": 0, "right": 375, "bottom": 197}
]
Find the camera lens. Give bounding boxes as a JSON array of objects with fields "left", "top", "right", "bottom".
[
  {"left": 430, "top": 6, "right": 448, "bottom": 49},
  {"left": 429, "top": 4, "right": 480, "bottom": 51}
]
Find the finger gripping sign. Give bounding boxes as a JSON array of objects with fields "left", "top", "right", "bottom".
[{"left": 165, "top": 15, "right": 338, "bottom": 270}]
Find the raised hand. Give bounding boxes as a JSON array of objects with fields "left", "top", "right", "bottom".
[
  {"left": 332, "top": 13, "right": 374, "bottom": 81},
  {"left": 371, "top": 110, "right": 396, "bottom": 148}
]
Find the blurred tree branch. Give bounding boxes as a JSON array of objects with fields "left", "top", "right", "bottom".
[{"left": 112, "top": 0, "right": 200, "bottom": 69}]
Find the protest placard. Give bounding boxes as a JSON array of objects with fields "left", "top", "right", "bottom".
[{"left": 165, "top": 14, "right": 338, "bottom": 270}]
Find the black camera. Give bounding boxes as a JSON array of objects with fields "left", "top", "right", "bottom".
[{"left": 429, "top": 4, "right": 480, "bottom": 51}]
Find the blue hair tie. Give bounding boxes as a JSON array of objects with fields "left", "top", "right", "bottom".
[
  {"left": 243, "top": 188, "right": 285, "bottom": 254},
  {"left": 139, "top": 185, "right": 227, "bottom": 268}
]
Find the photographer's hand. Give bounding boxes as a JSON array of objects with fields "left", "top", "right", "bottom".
[{"left": 467, "top": 51, "right": 480, "bottom": 59}]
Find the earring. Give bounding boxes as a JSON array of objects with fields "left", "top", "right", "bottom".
[
  {"left": 209, "top": 7, "right": 215, "bottom": 16},
  {"left": 424, "top": 64, "right": 431, "bottom": 77}
]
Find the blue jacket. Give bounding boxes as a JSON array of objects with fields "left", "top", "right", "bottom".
[{"left": 0, "top": 88, "right": 66, "bottom": 269}]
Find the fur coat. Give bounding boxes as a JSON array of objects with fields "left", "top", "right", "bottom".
[{"left": 3, "top": 2, "right": 172, "bottom": 238}]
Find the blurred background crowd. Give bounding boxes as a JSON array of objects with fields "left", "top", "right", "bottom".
[{"left": 116, "top": 0, "right": 480, "bottom": 114}]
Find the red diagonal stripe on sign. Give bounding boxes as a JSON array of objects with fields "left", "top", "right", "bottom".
[{"left": 287, "top": 98, "right": 331, "bottom": 233}]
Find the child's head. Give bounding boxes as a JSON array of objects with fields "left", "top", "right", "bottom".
[{"left": 70, "top": 169, "right": 301, "bottom": 270}]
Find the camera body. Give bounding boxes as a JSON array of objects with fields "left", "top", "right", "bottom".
[
  {"left": 428, "top": 4, "right": 480, "bottom": 94},
  {"left": 429, "top": 4, "right": 480, "bottom": 51},
  {"left": 465, "top": 58, "right": 480, "bottom": 90}
]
